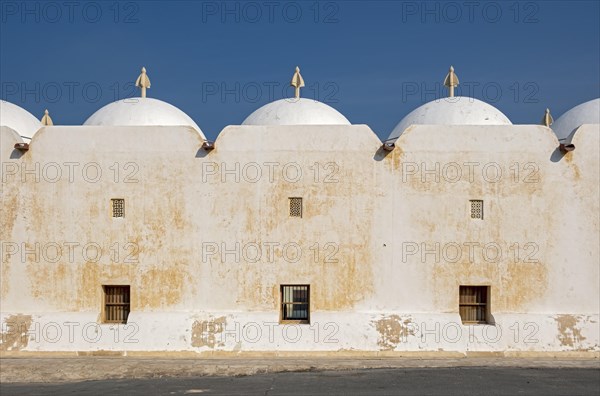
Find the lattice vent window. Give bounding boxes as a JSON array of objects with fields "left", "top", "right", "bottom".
[
  {"left": 112, "top": 199, "right": 125, "bottom": 218},
  {"left": 289, "top": 197, "right": 302, "bottom": 218},
  {"left": 470, "top": 200, "right": 483, "bottom": 219}
]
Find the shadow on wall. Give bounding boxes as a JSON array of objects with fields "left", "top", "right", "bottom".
[
  {"left": 373, "top": 145, "right": 394, "bottom": 162},
  {"left": 550, "top": 129, "right": 578, "bottom": 163},
  {"left": 9, "top": 149, "right": 25, "bottom": 160},
  {"left": 195, "top": 148, "right": 210, "bottom": 159},
  {"left": 550, "top": 147, "right": 567, "bottom": 163}
]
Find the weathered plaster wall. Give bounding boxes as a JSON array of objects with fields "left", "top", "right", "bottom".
[
  {"left": 1, "top": 123, "right": 598, "bottom": 353},
  {"left": 381, "top": 125, "right": 597, "bottom": 314}
]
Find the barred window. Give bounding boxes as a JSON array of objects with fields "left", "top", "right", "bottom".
[
  {"left": 281, "top": 285, "right": 309, "bottom": 323},
  {"left": 470, "top": 200, "right": 483, "bottom": 219},
  {"left": 459, "top": 286, "right": 488, "bottom": 324},
  {"left": 103, "top": 285, "right": 130, "bottom": 324},
  {"left": 112, "top": 199, "right": 125, "bottom": 218},
  {"left": 289, "top": 197, "right": 302, "bottom": 218}
]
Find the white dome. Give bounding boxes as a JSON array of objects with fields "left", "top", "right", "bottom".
[
  {"left": 242, "top": 98, "right": 350, "bottom": 126},
  {"left": 84, "top": 97, "right": 203, "bottom": 135},
  {"left": 552, "top": 99, "right": 600, "bottom": 141},
  {"left": 388, "top": 97, "right": 512, "bottom": 140},
  {"left": 0, "top": 100, "right": 42, "bottom": 138}
]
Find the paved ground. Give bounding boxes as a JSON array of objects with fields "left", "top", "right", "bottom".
[{"left": 2, "top": 367, "right": 600, "bottom": 395}]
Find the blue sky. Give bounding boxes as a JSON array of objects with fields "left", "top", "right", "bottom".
[{"left": 1, "top": 0, "right": 599, "bottom": 140}]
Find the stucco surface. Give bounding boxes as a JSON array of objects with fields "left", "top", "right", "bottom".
[{"left": 1, "top": 122, "right": 598, "bottom": 353}]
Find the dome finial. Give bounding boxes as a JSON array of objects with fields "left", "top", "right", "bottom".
[
  {"left": 290, "top": 66, "right": 305, "bottom": 99},
  {"left": 541, "top": 108, "right": 553, "bottom": 127},
  {"left": 41, "top": 109, "right": 53, "bottom": 126},
  {"left": 443, "top": 65, "right": 459, "bottom": 97},
  {"left": 135, "top": 66, "right": 151, "bottom": 98}
]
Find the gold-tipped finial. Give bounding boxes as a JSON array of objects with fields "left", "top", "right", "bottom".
[
  {"left": 135, "top": 66, "right": 151, "bottom": 98},
  {"left": 541, "top": 108, "right": 553, "bottom": 127},
  {"left": 290, "top": 66, "right": 305, "bottom": 99},
  {"left": 443, "top": 65, "right": 459, "bottom": 98},
  {"left": 41, "top": 109, "right": 53, "bottom": 126}
]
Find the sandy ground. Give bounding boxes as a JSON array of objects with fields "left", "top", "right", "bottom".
[{"left": 1, "top": 356, "right": 598, "bottom": 383}]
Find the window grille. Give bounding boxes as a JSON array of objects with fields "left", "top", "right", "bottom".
[
  {"left": 103, "top": 285, "right": 130, "bottom": 323},
  {"left": 281, "top": 285, "right": 309, "bottom": 323},
  {"left": 459, "top": 286, "right": 488, "bottom": 324}
]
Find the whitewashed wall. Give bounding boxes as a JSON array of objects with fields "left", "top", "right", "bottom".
[{"left": 1, "top": 123, "right": 598, "bottom": 354}]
